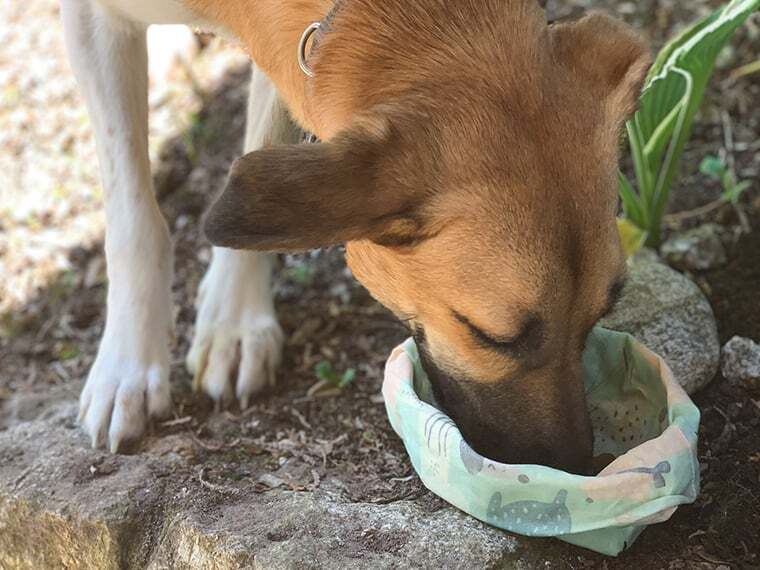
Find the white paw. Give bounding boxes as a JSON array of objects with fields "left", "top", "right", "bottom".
[
  {"left": 186, "top": 250, "right": 283, "bottom": 408},
  {"left": 79, "top": 336, "right": 171, "bottom": 452},
  {"left": 187, "top": 316, "right": 283, "bottom": 408}
]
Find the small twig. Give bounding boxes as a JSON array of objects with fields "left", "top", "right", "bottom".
[
  {"left": 389, "top": 474, "right": 416, "bottom": 483},
  {"left": 292, "top": 395, "right": 314, "bottom": 404},
  {"left": 198, "top": 467, "right": 238, "bottom": 495},
  {"left": 160, "top": 416, "right": 193, "bottom": 427},
  {"left": 291, "top": 407, "right": 312, "bottom": 430},
  {"left": 695, "top": 549, "right": 729, "bottom": 566},
  {"left": 729, "top": 58, "right": 760, "bottom": 82},
  {"left": 720, "top": 109, "right": 734, "bottom": 154},
  {"left": 188, "top": 431, "right": 225, "bottom": 451},
  {"left": 314, "top": 387, "right": 341, "bottom": 398},
  {"left": 721, "top": 110, "right": 735, "bottom": 160},
  {"left": 712, "top": 405, "right": 730, "bottom": 423},
  {"left": 240, "top": 405, "right": 262, "bottom": 418},
  {"left": 663, "top": 198, "right": 726, "bottom": 224},
  {"left": 52, "top": 361, "right": 71, "bottom": 382},
  {"left": 369, "top": 488, "right": 426, "bottom": 505},
  {"left": 306, "top": 379, "right": 330, "bottom": 398},
  {"left": 734, "top": 202, "right": 752, "bottom": 234}
]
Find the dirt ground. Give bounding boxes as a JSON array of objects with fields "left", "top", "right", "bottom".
[{"left": 1, "top": 1, "right": 759, "bottom": 568}]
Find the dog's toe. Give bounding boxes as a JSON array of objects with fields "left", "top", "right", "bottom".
[
  {"left": 202, "top": 333, "right": 239, "bottom": 403},
  {"left": 236, "top": 318, "right": 283, "bottom": 405},
  {"left": 80, "top": 350, "right": 171, "bottom": 453},
  {"left": 188, "top": 316, "right": 283, "bottom": 408}
]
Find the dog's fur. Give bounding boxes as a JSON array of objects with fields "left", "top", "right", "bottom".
[{"left": 61, "top": 0, "right": 650, "bottom": 472}]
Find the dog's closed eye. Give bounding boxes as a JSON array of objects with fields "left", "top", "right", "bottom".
[{"left": 453, "top": 311, "right": 545, "bottom": 358}]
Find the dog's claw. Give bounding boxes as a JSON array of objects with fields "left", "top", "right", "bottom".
[
  {"left": 188, "top": 318, "right": 283, "bottom": 411},
  {"left": 190, "top": 349, "right": 209, "bottom": 394}
]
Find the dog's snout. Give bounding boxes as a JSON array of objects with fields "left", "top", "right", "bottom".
[
  {"left": 459, "top": 417, "right": 594, "bottom": 475},
  {"left": 415, "top": 330, "right": 594, "bottom": 473},
  {"left": 434, "top": 383, "right": 594, "bottom": 474}
]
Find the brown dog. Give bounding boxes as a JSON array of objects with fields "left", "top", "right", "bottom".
[
  {"left": 203, "top": 1, "right": 650, "bottom": 473},
  {"left": 64, "top": 0, "right": 649, "bottom": 471}
]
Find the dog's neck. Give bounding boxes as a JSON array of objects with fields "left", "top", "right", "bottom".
[{"left": 187, "top": 0, "right": 547, "bottom": 138}]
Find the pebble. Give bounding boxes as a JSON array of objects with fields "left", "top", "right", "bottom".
[
  {"left": 661, "top": 224, "right": 728, "bottom": 272},
  {"left": 721, "top": 336, "right": 760, "bottom": 388}
]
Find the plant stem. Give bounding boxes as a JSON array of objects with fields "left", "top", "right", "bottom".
[{"left": 663, "top": 198, "right": 726, "bottom": 224}]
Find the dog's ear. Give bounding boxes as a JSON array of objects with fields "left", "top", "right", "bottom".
[
  {"left": 204, "top": 120, "right": 420, "bottom": 252},
  {"left": 550, "top": 12, "right": 652, "bottom": 123}
]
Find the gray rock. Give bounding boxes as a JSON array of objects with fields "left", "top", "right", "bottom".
[
  {"left": 660, "top": 224, "right": 727, "bottom": 272},
  {"left": 0, "top": 395, "right": 570, "bottom": 570},
  {"left": 601, "top": 249, "right": 720, "bottom": 395},
  {"left": 721, "top": 336, "right": 760, "bottom": 388}
]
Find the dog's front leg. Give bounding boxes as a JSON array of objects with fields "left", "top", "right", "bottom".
[
  {"left": 187, "top": 65, "right": 300, "bottom": 407},
  {"left": 61, "top": 0, "right": 173, "bottom": 451}
]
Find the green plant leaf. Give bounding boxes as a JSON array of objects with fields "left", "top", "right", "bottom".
[
  {"left": 723, "top": 180, "right": 753, "bottom": 204},
  {"left": 636, "top": 65, "right": 695, "bottom": 246},
  {"left": 283, "top": 264, "right": 316, "bottom": 286},
  {"left": 646, "top": 6, "right": 726, "bottom": 85},
  {"left": 315, "top": 361, "right": 356, "bottom": 389},
  {"left": 618, "top": 171, "right": 645, "bottom": 227},
  {"left": 626, "top": 122, "right": 654, "bottom": 206},
  {"left": 616, "top": 218, "right": 649, "bottom": 258},
  {"left": 641, "top": 100, "right": 685, "bottom": 171},
  {"left": 338, "top": 368, "right": 356, "bottom": 389},
  {"left": 733, "top": 180, "right": 753, "bottom": 194},
  {"left": 699, "top": 155, "right": 727, "bottom": 178},
  {"left": 624, "top": 0, "right": 760, "bottom": 247},
  {"left": 315, "top": 361, "right": 338, "bottom": 383}
]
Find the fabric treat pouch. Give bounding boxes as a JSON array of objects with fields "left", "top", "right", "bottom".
[{"left": 382, "top": 327, "right": 700, "bottom": 556}]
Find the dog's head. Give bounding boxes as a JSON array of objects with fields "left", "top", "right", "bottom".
[{"left": 205, "top": 10, "right": 651, "bottom": 474}]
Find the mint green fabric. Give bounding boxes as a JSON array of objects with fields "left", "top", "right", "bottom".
[{"left": 382, "top": 327, "right": 701, "bottom": 556}]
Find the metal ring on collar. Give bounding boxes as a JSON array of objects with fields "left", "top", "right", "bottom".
[{"left": 298, "top": 22, "right": 322, "bottom": 78}]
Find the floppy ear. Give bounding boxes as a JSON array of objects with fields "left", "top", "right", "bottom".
[
  {"left": 550, "top": 12, "right": 652, "bottom": 123},
  {"left": 204, "top": 121, "right": 420, "bottom": 252}
]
